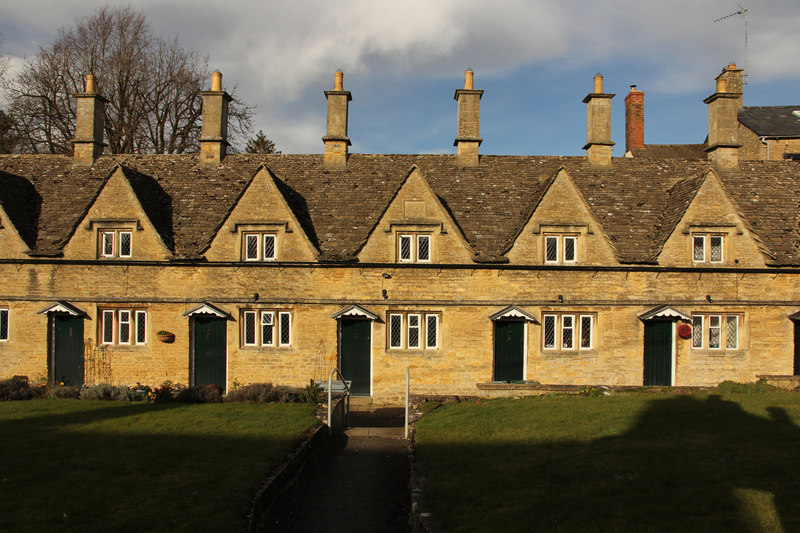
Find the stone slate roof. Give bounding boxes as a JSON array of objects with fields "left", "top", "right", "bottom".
[
  {"left": 739, "top": 106, "right": 800, "bottom": 138},
  {"left": 1, "top": 153, "right": 799, "bottom": 265},
  {"left": 629, "top": 144, "right": 706, "bottom": 160}
]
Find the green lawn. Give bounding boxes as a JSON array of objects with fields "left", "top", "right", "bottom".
[
  {"left": 415, "top": 392, "right": 800, "bottom": 532},
  {"left": 0, "top": 400, "right": 319, "bottom": 532}
]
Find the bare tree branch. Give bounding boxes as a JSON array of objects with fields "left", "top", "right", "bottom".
[{"left": 4, "top": 6, "right": 253, "bottom": 155}]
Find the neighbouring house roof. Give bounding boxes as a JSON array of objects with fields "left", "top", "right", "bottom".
[
  {"left": 628, "top": 144, "right": 707, "bottom": 160},
  {"left": 1, "top": 153, "right": 800, "bottom": 265},
  {"left": 739, "top": 106, "right": 800, "bottom": 138}
]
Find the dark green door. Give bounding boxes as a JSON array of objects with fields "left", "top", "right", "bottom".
[
  {"left": 193, "top": 317, "right": 227, "bottom": 389},
  {"left": 794, "top": 321, "right": 800, "bottom": 375},
  {"left": 52, "top": 315, "right": 84, "bottom": 386},
  {"left": 643, "top": 320, "right": 672, "bottom": 386},
  {"left": 494, "top": 320, "right": 524, "bottom": 382},
  {"left": 340, "top": 319, "right": 371, "bottom": 396}
]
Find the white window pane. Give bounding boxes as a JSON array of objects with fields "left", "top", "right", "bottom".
[
  {"left": 119, "top": 232, "right": 132, "bottom": 257},
  {"left": 408, "top": 314, "right": 420, "bottom": 349},
  {"left": 263, "top": 234, "right": 276, "bottom": 260},
  {"left": 417, "top": 235, "right": 430, "bottom": 262},
  {"left": 261, "top": 311, "right": 274, "bottom": 346},
  {"left": 0, "top": 309, "right": 8, "bottom": 341},
  {"left": 102, "top": 310, "right": 115, "bottom": 344},
  {"left": 580, "top": 315, "right": 592, "bottom": 349},
  {"left": 545, "top": 236, "right": 558, "bottom": 263},
  {"left": 426, "top": 314, "right": 438, "bottom": 349},
  {"left": 543, "top": 315, "right": 556, "bottom": 349},
  {"left": 399, "top": 235, "right": 412, "bottom": 262},
  {"left": 710, "top": 236, "right": 723, "bottom": 263},
  {"left": 726, "top": 315, "right": 738, "bottom": 349},
  {"left": 119, "top": 310, "right": 131, "bottom": 344},
  {"left": 135, "top": 311, "right": 147, "bottom": 344},
  {"left": 564, "top": 237, "right": 576, "bottom": 262},
  {"left": 389, "top": 314, "right": 403, "bottom": 348},
  {"left": 692, "top": 315, "right": 703, "bottom": 348},
  {"left": 245, "top": 234, "right": 259, "bottom": 260},
  {"left": 562, "top": 315, "right": 574, "bottom": 350},
  {"left": 709, "top": 315, "right": 721, "bottom": 349},
  {"left": 693, "top": 236, "right": 705, "bottom": 262},
  {"left": 279, "top": 312, "right": 291, "bottom": 346},
  {"left": 102, "top": 232, "right": 114, "bottom": 257},
  {"left": 243, "top": 311, "right": 256, "bottom": 345}
]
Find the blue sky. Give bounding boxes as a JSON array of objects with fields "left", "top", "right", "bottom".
[{"left": 3, "top": 0, "right": 800, "bottom": 155}]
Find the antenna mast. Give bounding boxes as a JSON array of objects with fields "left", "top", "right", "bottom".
[{"left": 714, "top": 5, "right": 749, "bottom": 84}]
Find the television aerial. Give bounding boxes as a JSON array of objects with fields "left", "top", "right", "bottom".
[{"left": 714, "top": 5, "right": 749, "bottom": 84}]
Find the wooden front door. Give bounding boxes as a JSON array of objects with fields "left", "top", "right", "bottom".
[
  {"left": 193, "top": 317, "right": 227, "bottom": 389},
  {"left": 494, "top": 320, "right": 524, "bottom": 382},
  {"left": 339, "top": 319, "right": 371, "bottom": 396},
  {"left": 643, "top": 320, "right": 672, "bottom": 386},
  {"left": 51, "top": 315, "right": 85, "bottom": 386}
]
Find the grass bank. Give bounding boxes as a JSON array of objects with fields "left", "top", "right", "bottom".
[
  {"left": 0, "top": 400, "right": 318, "bottom": 532},
  {"left": 415, "top": 392, "right": 800, "bottom": 532}
]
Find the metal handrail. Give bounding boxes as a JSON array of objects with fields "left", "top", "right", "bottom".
[{"left": 327, "top": 367, "right": 351, "bottom": 435}]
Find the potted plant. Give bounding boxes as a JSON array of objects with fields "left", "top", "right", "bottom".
[{"left": 156, "top": 330, "right": 175, "bottom": 343}]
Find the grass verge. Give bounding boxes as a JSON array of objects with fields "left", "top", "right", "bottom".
[
  {"left": 0, "top": 400, "right": 318, "bottom": 532},
  {"left": 415, "top": 392, "right": 800, "bottom": 532}
]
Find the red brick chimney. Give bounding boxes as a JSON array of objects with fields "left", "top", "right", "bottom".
[{"left": 624, "top": 85, "right": 644, "bottom": 154}]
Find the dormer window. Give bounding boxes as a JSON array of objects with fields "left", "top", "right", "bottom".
[
  {"left": 243, "top": 232, "right": 277, "bottom": 261},
  {"left": 544, "top": 234, "right": 577, "bottom": 264},
  {"left": 99, "top": 230, "right": 132, "bottom": 259},
  {"left": 692, "top": 235, "right": 723, "bottom": 264},
  {"left": 398, "top": 233, "right": 431, "bottom": 263}
]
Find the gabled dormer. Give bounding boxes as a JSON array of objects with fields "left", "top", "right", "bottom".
[
  {"left": 506, "top": 169, "right": 617, "bottom": 265},
  {"left": 357, "top": 166, "right": 473, "bottom": 264},
  {"left": 61, "top": 166, "right": 173, "bottom": 261},
  {"left": 657, "top": 170, "right": 767, "bottom": 268},
  {"left": 203, "top": 165, "right": 318, "bottom": 262}
]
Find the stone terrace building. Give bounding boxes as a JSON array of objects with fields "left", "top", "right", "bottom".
[{"left": 1, "top": 67, "right": 799, "bottom": 401}]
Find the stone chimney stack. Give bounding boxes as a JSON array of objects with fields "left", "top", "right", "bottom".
[
  {"left": 323, "top": 70, "right": 352, "bottom": 169},
  {"left": 453, "top": 69, "right": 483, "bottom": 167},
  {"left": 583, "top": 74, "right": 615, "bottom": 166},
  {"left": 73, "top": 74, "right": 107, "bottom": 164},
  {"left": 199, "top": 71, "right": 232, "bottom": 165},
  {"left": 624, "top": 85, "right": 644, "bottom": 154},
  {"left": 704, "top": 63, "right": 742, "bottom": 168}
]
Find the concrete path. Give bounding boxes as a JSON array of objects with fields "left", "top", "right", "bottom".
[{"left": 258, "top": 410, "right": 410, "bottom": 532}]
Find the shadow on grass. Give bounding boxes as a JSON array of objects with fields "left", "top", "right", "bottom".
[
  {"left": 0, "top": 401, "right": 316, "bottom": 533},
  {"left": 418, "top": 394, "right": 800, "bottom": 532}
]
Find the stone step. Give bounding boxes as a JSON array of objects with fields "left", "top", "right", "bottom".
[{"left": 345, "top": 426, "right": 406, "bottom": 438}]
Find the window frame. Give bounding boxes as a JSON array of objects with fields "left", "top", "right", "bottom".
[
  {"left": 0, "top": 308, "right": 8, "bottom": 342},
  {"left": 691, "top": 313, "right": 741, "bottom": 351},
  {"left": 386, "top": 311, "right": 441, "bottom": 351},
  {"left": 98, "top": 229, "right": 133, "bottom": 259},
  {"left": 240, "top": 309, "right": 291, "bottom": 347},
  {"left": 542, "top": 312, "right": 596, "bottom": 352},
  {"left": 692, "top": 233, "right": 725, "bottom": 265},
  {"left": 242, "top": 231, "right": 278, "bottom": 262},
  {"left": 396, "top": 232, "right": 433, "bottom": 263},
  {"left": 543, "top": 234, "right": 579, "bottom": 264},
  {"left": 100, "top": 308, "right": 147, "bottom": 346}
]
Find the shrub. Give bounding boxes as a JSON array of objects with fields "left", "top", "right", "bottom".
[
  {"left": 79, "top": 383, "right": 136, "bottom": 401},
  {"left": 302, "top": 382, "right": 322, "bottom": 403},
  {"left": 49, "top": 385, "right": 80, "bottom": 399},
  {"left": 0, "top": 375, "right": 46, "bottom": 400},
  {"left": 225, "top": 383, "right": 297, "bottom": 404},
  {"left": 176, "top": 384, "right": 223, "bottom": 403},
  {"left": 152, "top": 380, "right": 183, "bottom": 403},
  {"left": 716, "top": 379, "right": 778, "bottom": 394}
]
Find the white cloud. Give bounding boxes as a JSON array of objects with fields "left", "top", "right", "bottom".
[{"left": 3, "top": 0, "right": 800, "bottom": 153}]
